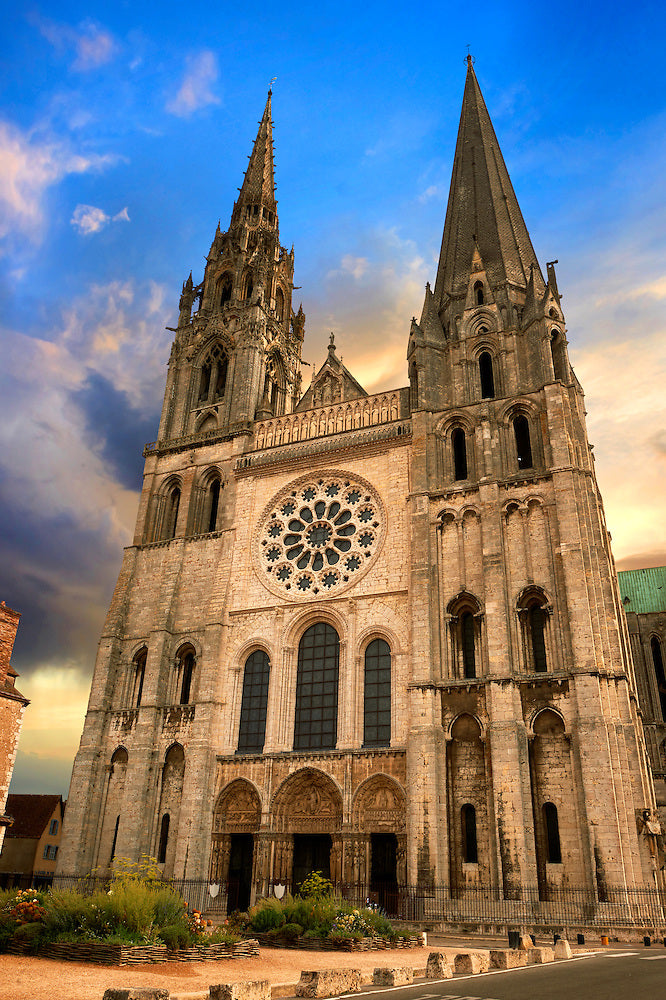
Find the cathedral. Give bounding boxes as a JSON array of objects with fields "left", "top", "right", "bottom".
[{"left": 59, "top": 59, "right": 661, "bottom": 914}]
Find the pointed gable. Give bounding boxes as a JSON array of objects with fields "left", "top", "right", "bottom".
[
  {"left": 297, "top": 334, "right": 367, "bottom": 410},
  {"left": 433, "top": 57, "right": 544, "bottom": 305}
]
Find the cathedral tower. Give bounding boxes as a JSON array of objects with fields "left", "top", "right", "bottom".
[{"left": 60, "top": 68, "right": 660, "bottom": 917}]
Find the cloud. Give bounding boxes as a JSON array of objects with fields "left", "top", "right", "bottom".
[
  {"left": 70, "top": 203, "right": 130, "bottom": 235},
  {"left": 35, "top": 16, "right": 117, "bottom": 72},
  {"left": 0, "top": 120, "right": 117, "bottom": 246},
  {"left": 166, "top": 51, "right": 221, "bottom": 117},
  {"left": 418, "top": 184, "right": 443, "bottom": 203}
]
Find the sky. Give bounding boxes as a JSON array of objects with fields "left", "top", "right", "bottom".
[{"left": 1, "top": 0, "right": 665, "bottom": 797}]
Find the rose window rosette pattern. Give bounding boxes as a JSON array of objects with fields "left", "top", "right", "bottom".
[{"left": 257, "top": 474, "right": 384, "bottom": 598}]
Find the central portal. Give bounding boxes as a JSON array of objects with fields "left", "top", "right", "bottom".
[{"left": 292, "top": 833, "right": 332, "bottom": 891}]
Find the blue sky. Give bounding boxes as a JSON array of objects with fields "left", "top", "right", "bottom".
[{"left": 2, "top": 0, "right": 665, "bottom": 796}]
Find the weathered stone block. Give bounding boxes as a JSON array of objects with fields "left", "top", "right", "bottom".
[
  {"left": 528, "top": 946, "right": 554, "bottom": 964},
  {"left": 209, "top": 982, "right": 270, "bottom": 1000},
  {"left": 103, "top": 992, "right": 169, "bottom": 1000},
  {"left": 490, "top": 949, "right": 528, "bottom": 969},
  {"left": 296, "top": 970, "right": 362, "bottom": 998},
  {"left": 453, "top": 951, "right": 490, "bottom": 974},
  {"left": 426, "top": 952, "right": 453, "bottom": 979},
  {"left": 554, "top": 939, "right": 572, "bottom": 959},
  {"left": 372, "top": 968, "right": 413, "bottom": 986},
  {"left": 518, "top": 934, "right": 534, "bottom": 950}
]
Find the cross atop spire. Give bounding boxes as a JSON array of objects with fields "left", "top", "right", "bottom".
[
  {"left": 433, "top": 58, "right": 543, "bottom": 306},
  {"left": 231, "top": 90, "right": 277, "bottom": 228}
]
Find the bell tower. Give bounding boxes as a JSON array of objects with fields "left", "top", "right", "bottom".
[{"left": 157, "top": 89, "right": 305, "bottom": 445}]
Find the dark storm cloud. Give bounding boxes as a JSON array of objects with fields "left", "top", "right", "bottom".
[{"left": 73, "top": 372, "right": 160, "bottom": 492}]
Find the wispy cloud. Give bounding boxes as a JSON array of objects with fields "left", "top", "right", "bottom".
[
  {"left": 70, "top": 204, "right": 130, "bottom": 235},
  {"left": 166, "top": 50, "right": 221, "bottom": 117},
  {"left": 0, "top": 120, "right": 117, "bottom": 246},
  {"left": 34, "top": 16, "right": 118, "bottom": 72}
]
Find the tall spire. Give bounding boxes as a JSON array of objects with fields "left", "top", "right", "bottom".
[
  {"left": 231, "top": 89, "right": 277, "bottom": 227},
  {"left": 433, "top": 57, "right": 543, "bottom": 305}
]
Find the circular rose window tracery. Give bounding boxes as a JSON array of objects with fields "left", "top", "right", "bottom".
[{"left": 256, "top": 473, "right": 385, "bottom": 599}]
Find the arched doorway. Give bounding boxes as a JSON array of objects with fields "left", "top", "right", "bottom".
[
  {"left": 272, "top": 769, "right": 343, "bottom": 893},
  {"left": 351, "top": 775, "right": 406, "bottom": 913},
  {"left": 211, "top": 780, "right": 261, "bottom": 912}
]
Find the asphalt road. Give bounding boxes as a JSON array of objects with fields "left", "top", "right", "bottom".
[{"left": 341, "top": 950, "right": 666, "bottom": 1000}]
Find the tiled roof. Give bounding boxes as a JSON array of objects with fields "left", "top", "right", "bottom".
[
  {"left": 618, "top": 566, "right": 666, "bottom": 614},
  {"left": 5, "top": 794, "right": 62, "bottom": 839}
]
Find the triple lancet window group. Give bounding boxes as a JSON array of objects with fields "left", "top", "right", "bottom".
[{"left": 237, "top": 624, "right": 392, "bottom": 753}]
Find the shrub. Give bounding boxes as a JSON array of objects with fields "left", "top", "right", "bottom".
[
  {"left": 208, "top": 927, "right": 241, "bottom": 945},
  {"left": 158, "top": 923, "right": 193, "bottom": 950},
  {"left": 297, "top": 872, "right": 334, "bottom": 900},
  {"left": 282, "top": 922, "right": 303, "bottom": 939},
  {"left": 249, "top": 898, "right": 286, "bottom": 932}
]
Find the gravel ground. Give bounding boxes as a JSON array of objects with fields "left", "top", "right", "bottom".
[{"left": 0, "top": 944, "right": 435, "bottom": 1000}]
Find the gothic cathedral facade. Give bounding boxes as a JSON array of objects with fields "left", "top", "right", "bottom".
[{"left": 60, "top": 60, "right": 660, "bottom": 907}]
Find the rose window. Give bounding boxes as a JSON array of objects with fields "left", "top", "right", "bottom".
[{"left": 256, "top": 473, "right": 384, "bottom": 598}]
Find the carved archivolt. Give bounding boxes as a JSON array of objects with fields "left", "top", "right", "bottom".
[
  {"left": 271, "top": 768, "right": 343, "bottom": 833},
  {"left": 213, "top": 779, "right": 261, "bottom": 834},
  {"left": 351, "top": 775, "right": 406, "bottom": 833}
]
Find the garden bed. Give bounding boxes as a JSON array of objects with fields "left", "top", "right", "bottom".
[
  {"left": 250, "top": 932, "right": 420, "bottom": 952},
  {"left": 7, "top": 938, "right": 259, "bottom": 965}
]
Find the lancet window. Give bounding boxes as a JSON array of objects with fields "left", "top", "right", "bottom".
[
  {"left": 132, "top": 648, "right": 147, "bottom": 707},
  {"left": 448, "top": 595, "right": 482, "bottom": 679},
  {"left": 479, "top": 351, "right": 495, "bottom": 398},
  {"left": 363, "top": 638, "right": 391, "bottom": 747},
  {"left": 175, "top": 644, "right": 196, "bottom": 705},
  {"left": 237, "top": 650, "right": 270, "bottom": 754},
  {"left": 651, "top": 637, "right": 666, "bottom": 721},
  {"left": 513, "top": 414, "right": 533, "bottom": 470},
  {"left": 461, "top": 804, "right": 478, "bottom": 863},
  {"left": 452, "top": 428, "right": 468, "bottom": 481},
  {"left": 198, "top": 343, "right": 228, "bottom": 405},
  {"left": 294, "top": 623, "right": 339, "bottom": 751}
]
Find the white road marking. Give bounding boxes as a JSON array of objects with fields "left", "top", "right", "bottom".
[{"left": 640, "top": 954, "right": 666, "bottom": 960}]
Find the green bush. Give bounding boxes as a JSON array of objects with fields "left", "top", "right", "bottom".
[
  {"left": 296, "top": 872, "right": 334, "bottom": 899},
  {"left": 282, "top": 922, "right": 303, "bottom": 939},
  {"left": 158, "top": 923, "right": 193, "bottom": 950},
  {"left": 208, "top": 927, "right": 241, "bottom": 945},
  {"left": 249, "top": 898, "right": 286, "bottom": 932}
]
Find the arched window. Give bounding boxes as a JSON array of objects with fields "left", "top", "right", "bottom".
[
  {"left": 448, "top": 596, "right": 482, "bottom": 680},
  {"left": 452, "top": 428, "right": 467, "bottom": 481},
  {"left": 237, "top": 650, "right": 270, "bottom": 753},
  {"left": 219, "top": 274, "right": 232, "bottom": 306},
  {"left": 198, "top": 343, "right": 228, "bottom": 405},
  {"left": 263, "top": 352, "right": 286, "bottom": 417},
  {"left": 364, "top": 639, "right": 391, "bottom": 747},
  {"left": 529, "top": 605, "right": 548, "bottom": 672},
  {"left": 198, "top": 360, "right": 211, "bottom": 402},
  {"left": 651, "top": 637, "right": 666, "bottom": 721},
  {"left": 177, "top": 646, "right": 195, "bottom": 704},
  {"left": 165, "top": 486, "right": 180, "bottom": 539},
  {"left": 461, "top": 804, "right": 478, "bottom": 863},
  {"left": 294, "top": 623, "right": 339, "bottom": 751},
  {"left": 543, "top": 802, "right": 562, "bottom": 863},
  {"left": 550, "top": 330, "right": 568, "bottom": 382},
  {"left": 275, "top": 287, "right": 285, "bottom": 321},
  {"left": 513, "top": 415, "right": 533, "bottom": 469},
  {"left": 110, "top": 815, "right": 120, "bottom": 861},
  {"left": 243, "top": 274, "right": 254, "bottom": 301},
  {"left": 461, "top": 612, "right": 476, "bottom": 678},
  {"left": 409, "top": 362, "right": 419, "bottom": 411},
  {"left": 479, "top": 352, "right": 495, "bottom": 398},
  {"left": 519, "top": 593, "right": 550, "bottom": 672},
  {"left": 132, "top": 648, "right": 147, "bottom": 707},
  {"left": 474, "top": 281, "right": 484, "bottom": 305},
  {"left": 158, "top": 814, "right": 170, "bottom": 864},
  {"left": 208, "top": 479, "right": 220, "bottom": 532}
]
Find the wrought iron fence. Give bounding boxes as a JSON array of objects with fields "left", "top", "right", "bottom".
[{"left": 5, "top": 874, "right": 665, "bottom": 932}]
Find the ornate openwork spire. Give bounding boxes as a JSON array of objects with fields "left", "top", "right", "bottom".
[
  {"left": 230, "top": 89, "right": 277, "bottom": 228},
  {"left": 433, "top": 57, "right": 543, "bottom": 305}
]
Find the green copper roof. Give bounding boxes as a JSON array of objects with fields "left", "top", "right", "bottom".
[{"left": 618, "top": 566, "right": 666, "bottom": 614}]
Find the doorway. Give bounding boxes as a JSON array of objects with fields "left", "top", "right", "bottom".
[
  {"left": 227, "top": 833, "right": 253, "bottom": 913},
  {"left": 292, "top": 833, "right": 332, "bottom": 892},
  {"left": 371, "top": 833, "right": 398, "bottom": 913}
]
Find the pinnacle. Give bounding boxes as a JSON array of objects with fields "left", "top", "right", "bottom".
[
  {"left": 433, "top": 59, "right": 544, "bottom": 305},
  {"left": 230, "top": 90, "right": 278, "bottom": 228}
]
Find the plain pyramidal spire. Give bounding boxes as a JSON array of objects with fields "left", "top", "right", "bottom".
[
  {"left": 433, "top": 56, "right": 544, "bottom": 306},
  {"left": 231, "top": 89, "right": 277, "bottom": 227}
]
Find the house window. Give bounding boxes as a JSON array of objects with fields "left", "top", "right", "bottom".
[
  {"left": 363, "top": 639, "right": 391, "bottom": 747},
  {"left": 294, "top": 623, "right": 339, "bottom": 751},
  {"left": 42, "top": 845, "right": 58, "bottom": 861},
  {"left": 237, "top": 650, "right": 271, "bottom": 754},
  {"left": 49, "top": 819, "right": 59, "bottom": 836}
]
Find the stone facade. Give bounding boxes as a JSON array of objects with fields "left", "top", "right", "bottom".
[
  {"left": 59, "top": 63, "right": 660, "bottom": 905},
  {"left": 0, "top": 601, "right": 28, "bottom": 852}
]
